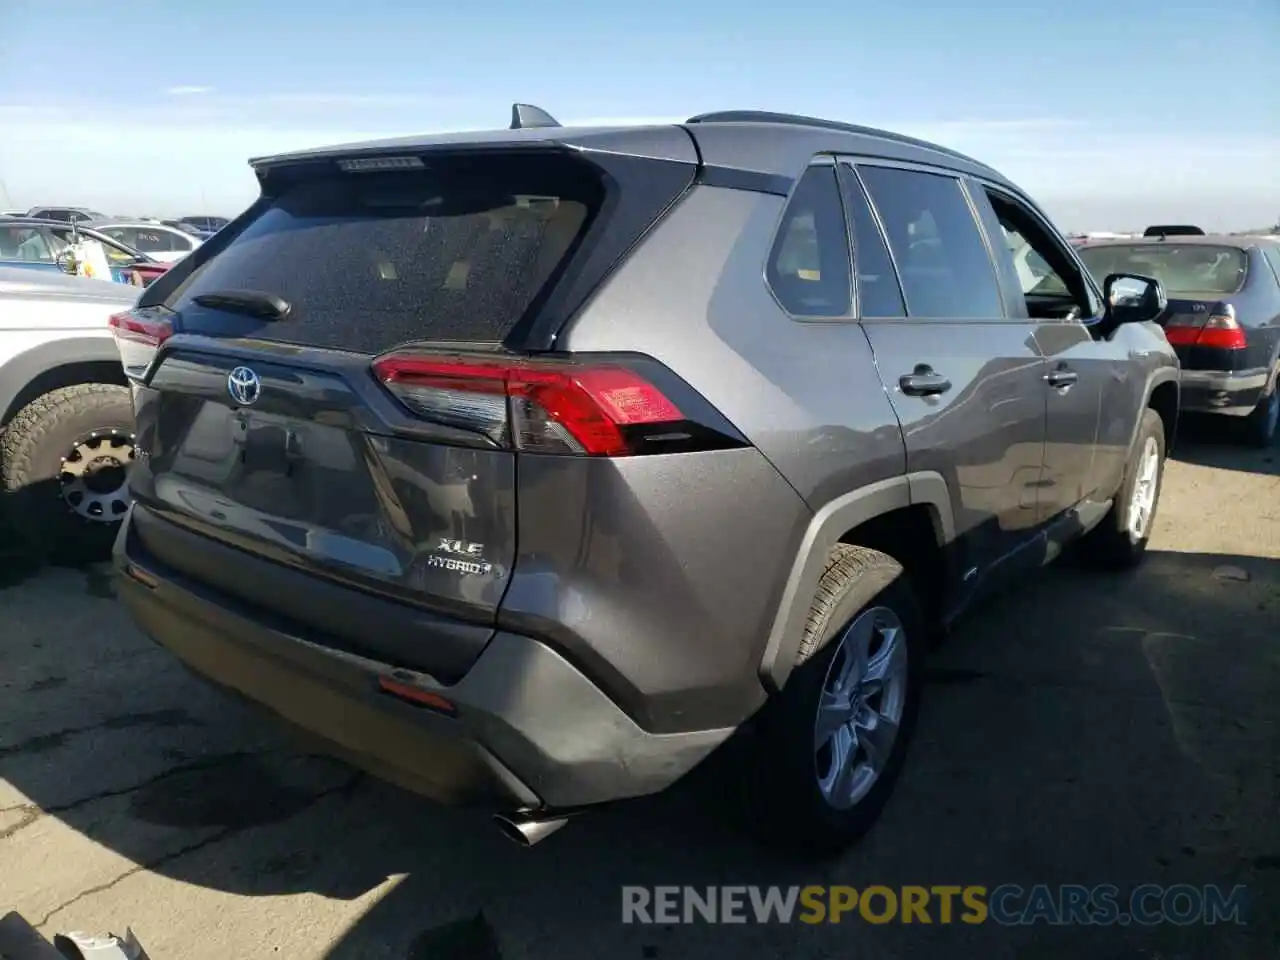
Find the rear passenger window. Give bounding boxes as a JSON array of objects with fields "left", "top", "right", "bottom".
[
  {"left": 767, "top": 165, "right": 852, "bottom": 318},
  {"left": 857, "top": 166, "right": 1004, "bottom": 319},
  {"left": 838, "top": 164, "right": 906, "bottom": 318}
]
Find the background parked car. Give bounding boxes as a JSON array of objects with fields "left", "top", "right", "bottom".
[
  {"left": 0, "top": 218, "right": 171, "bottom": 286},
  {"left": 1070, "top": 232, "right": 1280, "bottom": 445},
  {"left": 24, "top": 206, "right": 106, "bottom": 224},
  {"left": 170, "top": 215, "right": 229, "bottom": 237},
  {"left": 0, "top": 265, "right": 139, "bottom": 560},
  {"left": 87, "top": 220, "right": 203, "bottom": 264}
]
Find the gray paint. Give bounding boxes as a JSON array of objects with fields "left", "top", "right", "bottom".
[
  {"left": 111, "top": 111, "right": 1182, "bottom": 817},
  {"left": 116, "top": 545, "right": 733, "bottom": 811},
  {"left": 562, "top": 185, "right": 909, "bottom": 508},
  {"left": 501, "top": 446, "right": 810, "bottom": 731},
  {"left": 248, "top": 123, "right": 700, "bottom": 170}
]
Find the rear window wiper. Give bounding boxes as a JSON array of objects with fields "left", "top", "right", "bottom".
[{"left": 191, "top": 289, "right": 291, "bottom": 320}]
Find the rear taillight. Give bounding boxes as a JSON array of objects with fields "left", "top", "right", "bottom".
[
  {"left": 1163, "top": 305, "right": 1246, "bottom": 349},
  {"left": 109, "top": 310, "right": 174, "bottom": 382},
  {"left": 1192, "top": 312, "right": 1247, "bottom": 349},
  {"left": 371, "top": 354, "right": 694, "bottom": 456}
]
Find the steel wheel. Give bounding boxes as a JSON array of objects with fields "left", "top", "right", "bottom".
[
  {"left": 59, "top": 429, "right": 135, "bottom": 523},
  {"left": 813, "top": 605, "right": 909, "bottom": 810}
]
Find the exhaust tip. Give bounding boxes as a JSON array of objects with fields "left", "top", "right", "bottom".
[{"left": 493, "top": 813, "right": 569, "bottom": 847}]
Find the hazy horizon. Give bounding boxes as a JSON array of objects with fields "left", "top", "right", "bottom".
[{"left": 1, "top": 0, "right": 1275, "bottom": 234}]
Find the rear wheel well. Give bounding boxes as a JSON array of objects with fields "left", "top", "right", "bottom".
[
  {"left": 1147, "top": 381, "right": 1178, "bottom": 453},
  {"left": 2, "top": 361, "right": 127, "bottom": 429},
  {"left": 838, "top": 505, "right": 946, "bottom": 633}
]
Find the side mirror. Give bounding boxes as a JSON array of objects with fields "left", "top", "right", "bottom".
[
  {"left": 54, "top": 250, "right": 78, "bottom": 275},
  {"left": 1104, "top": 272, "right": 1166, "bottom": 325}
]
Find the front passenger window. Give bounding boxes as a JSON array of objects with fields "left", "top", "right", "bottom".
[
  {"left": 767, "top": 165, "right": 852, "bottom": 318},
  {"left": 982, "top": 188, "right": 1094, "bottom": 320}
]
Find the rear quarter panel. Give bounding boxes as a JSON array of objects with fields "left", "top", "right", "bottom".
[
  {"left": 548, "top": 184, "right": 909, "bottom": 726},
  {"left": 562, "top": 183, "right": 907, "bottom": 506}
]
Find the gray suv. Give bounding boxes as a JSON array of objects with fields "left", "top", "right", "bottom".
[{"left": 111, "top": 105, "right": 1179, "bottom": 855}]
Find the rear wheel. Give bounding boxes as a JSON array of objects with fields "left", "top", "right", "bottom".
[
  {"left": 743, "top": 545, "right": 922, "bottom": 857},
  {"left": 1241, "top": 386, "right": 1278, "bottom": 448},
  {"left": 1, "top": 384, "right": 135, "bottom": 563},
  {"left": 1079, "top": 408, "right": 1165, "bottom": 570}
]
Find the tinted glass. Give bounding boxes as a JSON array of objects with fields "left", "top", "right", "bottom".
[
  {"left": 1076, "top": 244, "right": 1248, "bottom": 295},
  {"left": 1259, "top": 245, "right": 1280, "bottom": 287},
  {"left": 858, "top": 166, "right": 1004, "bottom": 318},
  {"left": 174, "top": 155, "right": 601, "bottom": 351},
  {"left": 0, "top": 225, "right": 54, "bottom": 261},
  {"left": 839, "top": 166, "right": 905, "bottom": 318},
  {"left": 766, "top": 165, "right": 852, "bottom": 317},
  {"left": 131, "top": 228, "right": 172, "bottom": 252}
]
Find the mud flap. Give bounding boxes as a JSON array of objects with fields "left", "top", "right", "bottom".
[{"left": 0, "top": 913, "right": 150, "bottom": 960}]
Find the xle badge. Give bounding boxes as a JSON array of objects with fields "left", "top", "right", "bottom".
[{"left": 427, "top": 538, "right": 493, "bottom": 576}]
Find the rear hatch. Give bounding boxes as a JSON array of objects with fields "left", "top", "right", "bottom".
[{"left": 115, "top": 144, "right": 697, "bottom": 673}]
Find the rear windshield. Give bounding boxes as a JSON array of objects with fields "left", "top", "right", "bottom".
[
  {"left": 1076, "top": 243, "right": 1248, "bottom": 295},
  {"left": 172, "top": 154, "right": 601, "bottom": 353}
]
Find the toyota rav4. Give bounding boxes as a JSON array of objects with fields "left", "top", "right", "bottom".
[{"left": 111, "top": 105, "right": 1179, "bottom": 856}]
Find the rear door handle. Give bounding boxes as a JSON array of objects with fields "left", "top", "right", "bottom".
[
  {"left": 1044, "top": 369, "right": 1079, "bottom": 388},
  {"left": 899, "top": 367, "right": 953, "bottom": 397}
]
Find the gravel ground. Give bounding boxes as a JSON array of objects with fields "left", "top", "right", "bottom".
[{"left": 1, "top": 433, "right": 1276, "bottom": 959}]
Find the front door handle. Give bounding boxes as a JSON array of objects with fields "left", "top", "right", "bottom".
[
  {"left": 899, "top": 366, "right": 953, "bottom": 397},
  {"left": 1044, "top": 368, "right": 1079, "bottom": 388}
]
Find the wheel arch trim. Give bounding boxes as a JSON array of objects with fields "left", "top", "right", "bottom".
[
  {"left": 759, "top": 471, "right": 955, "bottom": 691},
  {"left": 1133, "top": 367, "right": 1180, "bottom": 458}
]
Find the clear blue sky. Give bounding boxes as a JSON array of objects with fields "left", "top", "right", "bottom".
[{"left": 1, "top": 0, "right": 1276, "bottom": 230}]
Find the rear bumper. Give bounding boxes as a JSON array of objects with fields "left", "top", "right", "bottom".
[
  {"left": 113, "top": 512, "right": 733, "bottom": 813},
  {"left": 1179, "top": 367, "right": 1268, "bottom": 416}
]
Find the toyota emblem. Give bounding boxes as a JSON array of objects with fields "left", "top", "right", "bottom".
[{"left": 227, "top": 366, "right": 261, "bottom": 406}]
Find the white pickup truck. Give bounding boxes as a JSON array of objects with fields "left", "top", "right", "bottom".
[{"left": 0, "top": 265, "right": 138, "bottom": 560}]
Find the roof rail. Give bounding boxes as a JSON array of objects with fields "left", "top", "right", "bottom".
[
  {"left": 685, "top": 110, "right": 991, "bottom": 169},
  {"left": 510, "top": 103, "right": 560, "bottom": 130}
]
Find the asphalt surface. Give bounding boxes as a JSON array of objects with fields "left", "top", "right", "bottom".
[{"left": 1, "top": 432, "right": 1277, "bottom": 959}]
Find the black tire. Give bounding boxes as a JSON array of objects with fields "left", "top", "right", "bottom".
[
  {"left": 1, "top": 383, "right": 135, "bottom": 563},
  {"left": 1079, "top": 407, "right": 1166, "bottom": 570},
  {"left": 1241, "top": 385, "right": 1278, "bottom": 448},
  {"left": 743, "top": 545, "right": 923, "bottom": 858}
]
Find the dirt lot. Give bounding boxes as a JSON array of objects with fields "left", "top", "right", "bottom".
[{"left": 1, "top": 433, "right": 1277, "bottom": 960}]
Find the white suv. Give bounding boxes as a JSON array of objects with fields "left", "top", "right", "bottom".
[{"left": 0, "top": 265, "right": 139, "bottom": 560}]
